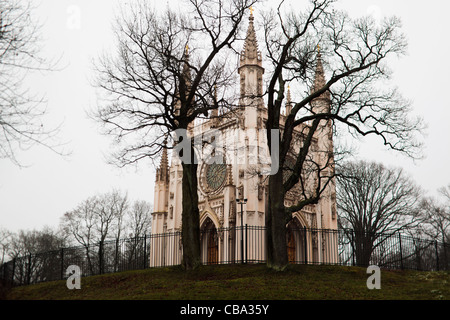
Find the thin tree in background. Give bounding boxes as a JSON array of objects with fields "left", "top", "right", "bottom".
[
  {"left": 419, "top": 185, "right": 450, "bottom": 245},
  {"left": 336, "top": 160, "right": 422, "bottom": 266},
  {"left": 60, "top": 196, "right": 99, "bottom": 274},
  {"left": 127, "top": 200, "right": 152, "bottom": 239}
]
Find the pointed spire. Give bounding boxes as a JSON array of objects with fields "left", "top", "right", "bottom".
[
  {"left": 238, "top": 7, "right": 264, "bottom": 102},
  {"left": 312, "top": 45, "right": 325, "bottom": 93},
  {"left": 174, "top": 43, "right": 192, "bottom": 117},
  {"left": 286, "top": 85, "right": 292, "bottom": 115},
  {"left": 240, "top": 7, "right": 262, "bottom": 66},
  {"left": 161, "top": 144, "right": 168, "bottom": 169},
  {"left": 311, "top": 44, "right": 330, "bottom": 108},
  {"left": 156, "top": 142, "right": 169, "bottom": 183},
  {"left": 174, "top": 43, "right": 193, "bottom": 120},
  {"left": 210, "top": 84, "right": 219, "bottom": 127},
  {"left": 182, "top": 43, "right": 192, "bottom": 88},
  {"left": 212, "top": 84, "right": 218, "bottom": 118}
]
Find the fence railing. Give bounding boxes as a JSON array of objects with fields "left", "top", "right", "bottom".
[{"left": 1, "top": 226, "right": 449, "bottom": 287}]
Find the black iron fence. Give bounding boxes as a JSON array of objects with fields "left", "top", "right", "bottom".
[{"left": 1, "top": 226, "right": 449, "bottom": 287}]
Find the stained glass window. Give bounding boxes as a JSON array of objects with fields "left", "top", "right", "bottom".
[{"left": 205, "top": 163, "right": 227, "bottom": 191}]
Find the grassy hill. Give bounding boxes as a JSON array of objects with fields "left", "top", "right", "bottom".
[{"left": 3, "top": 264, "right": 450, "bottom": 300}]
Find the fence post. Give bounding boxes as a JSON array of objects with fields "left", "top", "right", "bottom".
[
  {"left": 0, "top": 263, "right": 5, "bottom": 284},
  {"left": 60, "top": 248, "right": 64, "bottom": 280},
  {"left": 99, "top": 241, "right": 103, "bottom": 275},
  {"left": 245, "top": 224, "right": 248, "bottom": 264},
  {"left": 27, "top": 254, "right": 32, "bottom": 285},
  {"left": 11, "top": 258, "right": 16, "bottom": 285},
  {"left": 398, "top": 233, "right": 404, "bottom": 270},
  {"left": 143, "top": 235, "right": 147, "bottom": 269},
  {"left": 444, "top": 240, "right": 448, "bottom": 271},
  {"left": 435, "top": 240, "right": 440, "bottom": 271},
  {"left": 304, "top": 227, "right": 308, "bottom": 265},
  {"left": 351, "top": 231, "right": 355, "bottom": 266}
]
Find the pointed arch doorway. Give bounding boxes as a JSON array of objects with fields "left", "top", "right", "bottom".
[
  {"left": 286, "top": 218, "right": 306, "bottom": 264},
  {"left": 201, "top": 217, "right": 219, "bottom": 265}
]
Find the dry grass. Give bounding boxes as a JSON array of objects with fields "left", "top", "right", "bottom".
[{"left": 4, "top": 264, "right": 450, "bottom": 301}]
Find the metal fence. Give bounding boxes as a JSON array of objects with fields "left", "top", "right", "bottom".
[{"left": 1, "top": 226, "right": 449, "bottom": 287}]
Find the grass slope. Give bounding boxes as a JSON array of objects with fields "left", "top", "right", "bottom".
[{"left": 4, "top": 264, "right": 450, "bottom": 300}]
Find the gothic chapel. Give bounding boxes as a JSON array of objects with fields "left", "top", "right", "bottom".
[{"left": 151, "top": 10, "right": 338, "bottom": 267}]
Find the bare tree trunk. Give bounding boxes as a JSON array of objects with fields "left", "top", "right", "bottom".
[
  {"left": 181, "top": 160, "right": 201, "bottom": 270},
  {"left": 266, "top": 172, "right": 288, "bottom": 270}
]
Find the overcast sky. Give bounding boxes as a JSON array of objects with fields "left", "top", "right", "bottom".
[{"left": 1, "top": 0, "right": 449, "bottom": 234}]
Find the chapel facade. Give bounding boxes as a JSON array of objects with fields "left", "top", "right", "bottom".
[{"left": 150, "top": 11, "right": 338, "bottom": 267}]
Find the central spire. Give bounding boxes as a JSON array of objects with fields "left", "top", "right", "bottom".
[
  {"left": 312, "top": 48, "right": 325, "bottom": 94},
  {"left": 182, "top": 43, "right": 192, "bottom": 88},
  {"left": 238, "top": 8, "right": 264, "bottom": 100},
  {"left": 311, "top": 45, "right": 331, "bottom": 115},
  {"left": 241, "top": 8, "right": 260, "bottom": 63},
  {"left": 286, "top": 85, "right": 292, "bottom": 115},
  {"left": 311, "top": 46, "right": 330, "bottom": 107}
]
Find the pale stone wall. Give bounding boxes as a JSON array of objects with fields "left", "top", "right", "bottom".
[{"left": 149, "top": 12, "right": 338, "bottom": 267}]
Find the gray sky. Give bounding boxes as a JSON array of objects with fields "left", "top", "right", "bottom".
[{"left": 0, "top": 0, "right": 449, "bottom": 234}]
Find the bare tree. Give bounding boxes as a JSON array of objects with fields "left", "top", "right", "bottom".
[
  {"left": 7, "top": 227, "right": 65, "bottom": 259},
  {"left": 260, "top": 0, "right": 424, "bottom": 269},
  {"left": 127, "top": 200, "right": 152, "bottom": 238},
  {"left": 61, "top": 191, "right": 129, "bottom": 245},
  {"left": 2, "top": 227, "right": 65, "bottom": 284},
  {"left": 336, "top": 160, "right": 422, "bottom": 266},
  {"left": 61, "top": 197, "right": 97, "bottom": 248},
  {"left": 60, "top": 196, "right": 98, "bottom": 273},
  {"left": 437, "top": 185, "right": 450, "bottom": 245},
  {"left": 60, "top": 190, "right": 129, "bottom": 273},
  {"left": 0, "top": 0, "right": 62, "bottom": 165},
  {"left": 439, "top": 185, "right": 450, "bottom": 203},
  {"left": 418, "top": 186, "right": 450, "bottom": 244},
  {"left": 96, "top": 190, "right": 128, "bottom": 273},
  {"left": 123, "top": 200, "right": 152, "bottom": 269},
  {"left": 93, "top": 0, "right": 256, "bottom": 270},
  {"left": 95, "top": 190, "right": 128, "bottom": 246}
]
